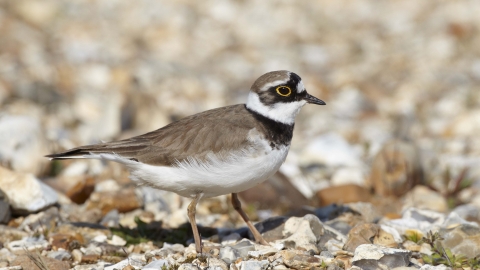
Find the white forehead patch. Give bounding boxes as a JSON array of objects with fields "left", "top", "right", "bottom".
[
  {"left": 296, "top": 80, "right": 305, "bottom": 93},
  {"left": 260, "top": 79, "right": 290, "bottom": 92}
]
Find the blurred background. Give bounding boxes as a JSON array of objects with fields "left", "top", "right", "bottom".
[{"left": 1, "top": 0, "right": 480, "bottom": 224}]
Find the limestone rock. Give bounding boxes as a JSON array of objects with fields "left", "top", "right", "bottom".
[
  {"left": 236, "top": 260, "right": 269, "bottom": 270},
  {"left": 0, "top": 166, "right": 58, "bottom": 214},
  {"left": 373, "top": 228, "right": 398, "bottom": 248},
  {"left": 278, "top": 214, "right": 325, "bottom": 253},
  {"left": 7, "top": 236, "right": 50, "bottom": 254},
  {"left": 219, "top": 246, "right": 239, "bottom": 264},
  {"left": 352, "top": 244, "right": 411, "bottom": 269},
  {"left": 402, "top": 186, "right": 448, "bottom": 213},
  {"left": 143, "top": 259, "right": 169, "bottom": 270},
  {"left": 440, "top": 224, "right": 480, "bottom": 259},
  {"left": 344, "top": 223, "right": 380, "bottom": 252}
]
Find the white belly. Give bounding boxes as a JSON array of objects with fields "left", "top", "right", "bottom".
[{"left": 97, "top": 144, "right": 290, "bottom": 198}]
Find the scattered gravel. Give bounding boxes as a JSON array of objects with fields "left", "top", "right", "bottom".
[{"left": 1, "top": 0, "right": 480, "bottom": 269}]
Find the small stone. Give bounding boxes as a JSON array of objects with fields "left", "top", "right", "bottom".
[
  {"left": 282, "top": 253, "right": 322, "bottom": 269},
  {"left": 207, "top": 257, "right": 229, "bottom": 270},
  {"left": 451, "top": 204, "right": 480, "bottom": 223},
  {"left": 81, "top": 254, "right": 99, "bottom": 263},
  {"left": 178, "top": 263, "right": 201, "bottom": 270},
  {"left": 326, "top": 264, "right": 344, "bottom": 270},
  {"left": 402, "top": 186, "right": 448, "bottom": 213},
  {"left": 382, "top": 208, "right": 446, "bottom": 235},
  {"left": 92, "top": 234, "right": 108, "bottom": 243},
  {"left": 279, "top": 250, "right": 295, "bottom": 261},
  {"left": 7, "top": 236, "right": 49, "bottom": 254},
  {"left": 0, "top": 166, "right": 58, "bottom": 214},
  {"left": 81, "top": 244, "right": 103, "bottom": 256},
  {"left": 325, "top": 239, "right": 344, "bottom": 253},
  {"left": 74, "top": 263, "right": 108, "bottom": 270},
  {"left": 440, "top": 223, "right": 480, "bottom": 258},
  {"left": 443, "top": 211, "right": 479, "bottom": 228},
  {"left": 344, "top": 223, "right": 380, "bottom": 252},
  {"left": 71, "top": 249, "right": 83, "bottom": 262},
  {"left": 352, "top": 244, "right": 411, "bottom": 269},
  {"left": 104, "top": 254, "right": 145, "bottom": 270},
  {"left": 248, "top": 247, "right": 278, "bottom": 259},
  {"left": 419, "top": 265, "right": 451, "bottom": 270},
  {"left": 50, "top": 233, "right": 82, "bottom": 251},
  {"left": 236, "top": 260, "right": 269, "bottom": 270},
  {"left": 143, "top": 259, "right": 169, "bottom": 270},
  {"left": 162, "top": 243, "right": 185, "bottom": 253},
  {"left": 123, "top": 265, "right": 136, "bottom": 270},
  {"left": 108, "top": 235, "right": 127, "bottom": 246},
  {"left": 278, "top": 214, "right": 324, "bottom": 253},
  {"left": 373, "top": 229, "right": 398, "bottom": 248},
  {"left": 47, "top": 250, "right": 72, "bottom": 261},
  {"left": 230, "top": 239, "right": 256, "bottom": 258},
  {"left": 64, "top": 176, "right": 96, "bottom": 204},
  {"left": 219, "top": 246, "right": 240, "bottom": 264},
  {"left": 402, "top": 240, "right": 421, "bottom": 252},
  {"left": 379, "top": 225, "right": 403, "bottom": 244},
  {"left": 334, "top": 254, "right": 352, "bottom": 269}
]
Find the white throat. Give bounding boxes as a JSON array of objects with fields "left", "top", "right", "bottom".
[{"left": 246, "top": 92, "right": 307, "bottom": 125}]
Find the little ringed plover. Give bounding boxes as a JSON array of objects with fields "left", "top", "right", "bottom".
[{"left": 46, "top": 70, "right": 326, "bottom": 253}]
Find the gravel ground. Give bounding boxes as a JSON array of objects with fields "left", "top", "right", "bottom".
[{"left": 1, "top": 1, "right": 480, "bottom": 269}]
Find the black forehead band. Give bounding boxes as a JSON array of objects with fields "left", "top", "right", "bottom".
[{"left": 289, "top": 73, "right": 302, "bottom": 85}]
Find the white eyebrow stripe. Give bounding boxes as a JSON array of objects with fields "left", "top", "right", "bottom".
[
  {"left": 296, "top": 81, "right": 305, "bottom": 93},
  {"left": 260, "top": 79, "right": 290, "bottom": 91}
]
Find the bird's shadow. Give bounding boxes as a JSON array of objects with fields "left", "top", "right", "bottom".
[{"left": 108, "top": 217, "right": 219, "bottom": 247}]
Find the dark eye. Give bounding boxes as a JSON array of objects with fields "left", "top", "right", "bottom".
[{"left": 275, "top": 86, "right": 292, "bottom": 97}]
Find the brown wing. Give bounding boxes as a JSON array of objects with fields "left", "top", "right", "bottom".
[{"left": 46, "top": 104, "right": 259, "bottom": 166}]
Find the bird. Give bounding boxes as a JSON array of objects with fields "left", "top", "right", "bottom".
[{"left": 46, "top": 70, "right": 326, "bottom": 253}]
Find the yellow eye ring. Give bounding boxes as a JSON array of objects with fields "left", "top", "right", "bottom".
[{"left": 276, "top": 86, "right": 292, "bottom": 97}]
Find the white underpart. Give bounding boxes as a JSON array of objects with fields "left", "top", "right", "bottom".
[
  {"left": 260, "top": 79, "right": 290, "bottom": 92},
  {"left": 83, "top": 128, "right": 289, "bottom": 198},
  {"left": 296, "top": 81, "right": 305, "bottom": 93},
  {"left": 246, "top": 92, "right": 307, "bottom": 125}
]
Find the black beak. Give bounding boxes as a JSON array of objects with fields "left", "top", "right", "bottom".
[{"left": 303, "top": 93, "right": 326, "bottom": 105}]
